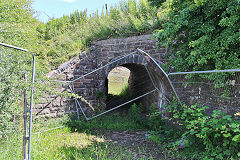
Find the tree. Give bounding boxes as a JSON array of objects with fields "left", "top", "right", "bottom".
[
  {"left": 0, "top": 0, "right": 35, "bottom": 133},
  {"left": 154, "top": 0, "right": 240, "bottom": 71},
  {"left": 148, "top": 0, "right": 166, "bottom": 7}
]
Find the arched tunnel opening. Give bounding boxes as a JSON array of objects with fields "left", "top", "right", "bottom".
[{"left": 105, "top": 63, "right": 155, "bottom": 113}]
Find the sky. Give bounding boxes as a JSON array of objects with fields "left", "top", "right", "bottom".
[{"left": 32, "top": 0, "right": 121, "bottom": 23}]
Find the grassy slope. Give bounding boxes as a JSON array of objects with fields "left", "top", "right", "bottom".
[
  {"left": 0, "top": 0, "right": 160, "bottom": 143},
  {"left": 1, "top": 0, "right": 161, "bottom": 72},
  {"left": 36, "top": 0, "right": 161, "bottom": 69}
]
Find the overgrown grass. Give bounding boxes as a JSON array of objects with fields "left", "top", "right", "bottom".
[
  {"left": 118, "top": 85, "right": 133, "bottom": 98},
  {"left": 0, "top": 111, "right": 152, "bottom": 160},
  {"left": 3, "top": 102, "right": 224, "bottom": 160},
  {"left": 0, "top": 133, "right": 23, "bottom": 160},
  {"left": 33, "top": 128, "right": 156, "bottom": 160},
  {"left": 0, "top": 116, "right": 69, "bottom": 160},
  {"left": 37, "top": 0, "right": 161, "bottom": 67},
  {"left": 67, "top": 113, "right": 146, "bottom": 132},
  {"left": 1, "top": 126, "right": 153, "bottom": 160},
  {"left": 108, "top": 82, "right": 129, "bottom": 95}
]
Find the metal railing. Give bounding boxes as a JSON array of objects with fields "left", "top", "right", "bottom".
[
  {"left": 137, "top": 48, "right": 182, "bottom": 106},
  {"left": 168, "top": 69, "right": 240, "bottom": 114},
  {"left": 137, "top": 48, "right": 240, "bottom": 115},
  {"left": 70, "top": 51, "right": 157, "bottom": 121}
]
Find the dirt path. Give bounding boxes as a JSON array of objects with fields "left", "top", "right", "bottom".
[{"left": 92, "top": 130, "right": 167, "bottom": 160}]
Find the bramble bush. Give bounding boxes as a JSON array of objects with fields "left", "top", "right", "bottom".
[{"left": 166, "top": 101, "right": 240, "bottom": 159}]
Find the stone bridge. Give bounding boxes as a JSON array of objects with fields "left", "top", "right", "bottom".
[
  {"left": 37, "top": 34, "right": 172, "bottom": 118},
  {"left": 71, "top": 34, "right": 172, "bottom": 117},
  {"left": 35, "top": 34, "right": 240, "bottom": 118}
]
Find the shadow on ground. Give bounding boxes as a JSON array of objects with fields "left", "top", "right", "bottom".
[{"left": 58, "top": 129, "right": 165, "bottom": 160}]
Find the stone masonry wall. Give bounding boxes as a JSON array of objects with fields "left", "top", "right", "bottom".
[
  {"left": 72, "top": 34, "right": 169, "bottom": 117},
  {"left": 35, "top": 34, "right": 169, "bottom": 118},
  {"left": 35, "top": 33, "right": 240, "bottom": 118}
]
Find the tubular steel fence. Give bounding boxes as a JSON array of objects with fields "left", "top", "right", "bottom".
[
  {"left": 168, "top": 70, "right": 240, "bottom": 115},
  {"left": 138, "top": 49, "right": 240, "bottom": 116},
  {"left": 0, "top": 42, "right": 239, "bottom": 160},
  {"left": 70, "top": 51, "right": 157, "bottom": 121}
]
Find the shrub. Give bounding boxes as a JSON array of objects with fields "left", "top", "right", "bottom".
[
  {"left": 128, "top": 103, "right": 143, "bottom": 122},
  {"left": 166, "top": 102, "right": 240, "bottom": 159},
  {"left": 0, "top": 0, "right": 37, "bottom": 136},
  {"left": 154, "top": 0, "right": 240, "bottom": 72}
]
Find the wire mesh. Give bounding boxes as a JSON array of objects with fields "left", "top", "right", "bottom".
[
  {"left": 169, "top": 70, "right": 240, "bottom": 114},
  {"left": 71, "top": 53, "right": 157, "bottom": 120},
  {"left": 16, "top": 78, "right": 76, "bottom": 159},
  {"left": 0, "top": 49, "right": 158, "bottom": 159},
  {"left": 30, "top": 51, "right": 157, "bottom": 122},
  {"left": 0, "top": 45, "right": 32, "bottom": 159}
]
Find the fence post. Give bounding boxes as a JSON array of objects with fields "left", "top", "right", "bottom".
[
  {"left": 23, "top": 73, "right": 28, "bottom": 160},
  {"left": 28, "top": 54, "right": 35, "bottom": 160}
]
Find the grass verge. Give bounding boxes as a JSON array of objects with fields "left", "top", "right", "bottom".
[{"left": 0, "top": 112, "right": 152, "bottom": 160}]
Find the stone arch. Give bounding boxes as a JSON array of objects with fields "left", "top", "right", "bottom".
[
  {"left": 35, "top": 34, "right": 170, "bottom": 118},
  {"left": 98, "top": 53, "right": 148, "bottom": 96},
  {"left": 105, "top": 54, "right": 147, "bottom": 74},
  {"left": 102, "top": 53, "right": 157, "bottom": 111}
]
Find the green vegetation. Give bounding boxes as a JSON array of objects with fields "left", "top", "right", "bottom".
[
  {"left": 0, "top": 0, "right": 159, "bottom": 134},
  {"left": 0, "top": 106, "right": 156, "bottom": 160},
  {"left": 154, "top": 0, "right": 240, "bottom": 72},
  {"left": 67, "top": 112, "right": 145, "bottom": 132},
  {"left": 36, "top": 0, "right": 160, "bottom": 68},
  {"left": 0, "top": 0, "right": 40, "bottom": 49},
  {"left": 107, "top": 67, "right": 132, "bottom": 97},
  {"left": 1, "top": 0, "right": 160, "bottom": 69},
  {"left": 0, "top": 0, "right": 36, "bottom": 135},
  {"left": 118, "top": 85, "right": 133, "bottom": 98},
  {"left": 148, "top": 0, "right": 166, "bottom": 7},
  {"left": 1, "top": 100, "right": 240, "bottom": 159},
  {"left": 0, "top": 47, "right": 28, "bottom": 133},
  {"left": 1, "top": 0, "right": 240, "bottom": 159},
  {"left": 151, "top": 101, "right": 240, "bottom": 160},
  {"left": 0, "top": 121, "right": 146, "bottom": 160},
  {"left": 108, "top": 81, "right": 129, "bottom": 95},
  {"left": 101, "top": 102, "right": 240, "bottom": 160},
  {"left": 108, "top": 69, "right": 130, "bottom": 96}
]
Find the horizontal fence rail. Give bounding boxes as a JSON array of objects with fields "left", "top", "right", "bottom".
[
  {"left": 168, "top": 69, "right": 240, "bottom": 75},
  {"left": 70, "top": 51, "right": 157, "bottom": 120},
  {"left": 168, "top": 69, "right": 240, "bottom": 115}
]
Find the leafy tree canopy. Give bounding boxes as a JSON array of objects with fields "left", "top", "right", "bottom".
[
  {"left": 148, "top": 0, "right": 166, "bottom": 7},
  {"left": 154, "top": 0, "right": 240, "bottom": 71}
]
